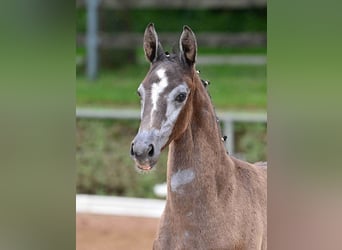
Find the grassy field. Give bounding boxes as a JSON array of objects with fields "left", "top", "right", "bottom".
[{"left": 76, "top": 64, "right": 266, "bottom": 110}]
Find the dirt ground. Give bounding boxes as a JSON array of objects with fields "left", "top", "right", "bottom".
[{"left": 77, "top": 213, "right": 160, "bottom": 250}]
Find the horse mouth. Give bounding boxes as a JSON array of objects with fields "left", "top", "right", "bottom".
[
  {"left": 136, "top": 162, "right": 156, "bottom": 172},
  {"left": 137, "top": 164, "right": 153, "bottom": 171}
]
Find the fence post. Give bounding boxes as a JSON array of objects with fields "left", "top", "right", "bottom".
[
  {"left": 223, "top": 119, "right": 235, "bottom": 156},
  {"left": 86, "top": 0, "right": 99, "bottom": 81}
]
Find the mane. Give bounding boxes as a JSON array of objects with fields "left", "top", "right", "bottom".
[{"left": 198, "top": 72, "right": 228, "bottom": 152}]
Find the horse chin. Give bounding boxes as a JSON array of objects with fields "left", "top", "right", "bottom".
[
  {"left": 137, "top": 164, "right": 153, "bottom": 171},
  {"left": 135, "top": 161, "right": 157, "bottom": 172}
]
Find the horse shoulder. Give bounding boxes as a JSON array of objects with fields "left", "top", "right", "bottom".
[{"left": 230, "top": 156, "right": 267, "bottom": 247}]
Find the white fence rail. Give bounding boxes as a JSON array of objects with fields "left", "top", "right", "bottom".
[
  {"left": 77, "top": 194, "right": 165, "bottom": 218},
  {"left": 76, "top": 107, "right": 267, "bottom": 156}
]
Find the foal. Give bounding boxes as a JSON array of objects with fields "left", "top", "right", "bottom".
[{"left": 130, "top": 24, "right": 267, "bottom": 250}]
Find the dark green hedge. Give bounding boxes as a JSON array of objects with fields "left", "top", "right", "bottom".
[
  {"left": 76, "top": 119, "right": 266, "bottom": 197},
  {"left": 77, "top": 8, "right": 266, "bottom": 33}
]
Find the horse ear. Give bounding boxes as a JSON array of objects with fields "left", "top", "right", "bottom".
[
  {"left": 179, "top": 25, "right": 197, "bottom": 65},
  {"left": 143, "top": 23, "right": 164, "bottom": 63}
]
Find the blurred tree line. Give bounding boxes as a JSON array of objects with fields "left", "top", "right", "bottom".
[{"left": 76, "top": 8, "right": 266, "bottom": 70}]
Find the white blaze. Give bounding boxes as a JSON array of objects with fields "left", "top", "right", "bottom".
[
  {"left": 137, "top": 84, "right": 145, "bottom": 119},
  {"left": 150, "top": 68, "right": 168, "bottom": 127},
  {"left": 151, "top": 68, "right": 168, "bottom": 114}
]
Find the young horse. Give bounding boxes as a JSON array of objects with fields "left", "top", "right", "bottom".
[{"left": 130, "top": 23, "right": 267, "bottom": 250}]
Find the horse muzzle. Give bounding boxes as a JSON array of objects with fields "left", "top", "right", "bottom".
[{"left": 130, "top": 130, "right": 160, "bottom": 171}]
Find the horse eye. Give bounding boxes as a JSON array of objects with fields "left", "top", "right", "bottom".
[
  {"left": 175, "top": 92, "right": 187, "bottom": 103},
  {"left": 137, "top": 90, "right": 141, "bottom": 98}
]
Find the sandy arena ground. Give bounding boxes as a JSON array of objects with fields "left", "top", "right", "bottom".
[{"left": 77, "top": 213, "right": 160, "bottom": 250}]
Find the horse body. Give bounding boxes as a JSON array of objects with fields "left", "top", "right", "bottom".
[
  {"left": 131, "top": 23, "right": 267, "bottom": 250},
  {"left": 154, "top": 79, "right": 266, "bottom": 250}
]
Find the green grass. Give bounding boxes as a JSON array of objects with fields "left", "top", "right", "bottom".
[
  {"left": 77, "top": 65, "right": 148, "bottom": 107},
  {"left": 77, "top": 64, "right": 266, "bottom": 110}
]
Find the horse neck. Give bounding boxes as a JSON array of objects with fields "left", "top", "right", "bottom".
[{"left": 166, "top": 76, "right": 235, "bottom": 198}]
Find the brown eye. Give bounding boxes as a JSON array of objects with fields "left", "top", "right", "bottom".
[{"left": 175, "top": 92, "right": 187, "bottom": 103}]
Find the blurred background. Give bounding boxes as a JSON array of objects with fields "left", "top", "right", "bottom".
[
  {"left": 2, "top": 1, "right": 341, "bottom": 250},
  {"left": 76, "top": 0, "right": 266, "bottom": 249}
]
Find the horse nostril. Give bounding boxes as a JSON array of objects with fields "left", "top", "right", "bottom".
[
  {"left": 148, "top": 144, "right": 154, "bottom": 157},
  {"left": 130, "top": 143, "right": 135, "bottom": 156},
  {"left": 131, "top": 141, "right": 154, "bottom": 159}
]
